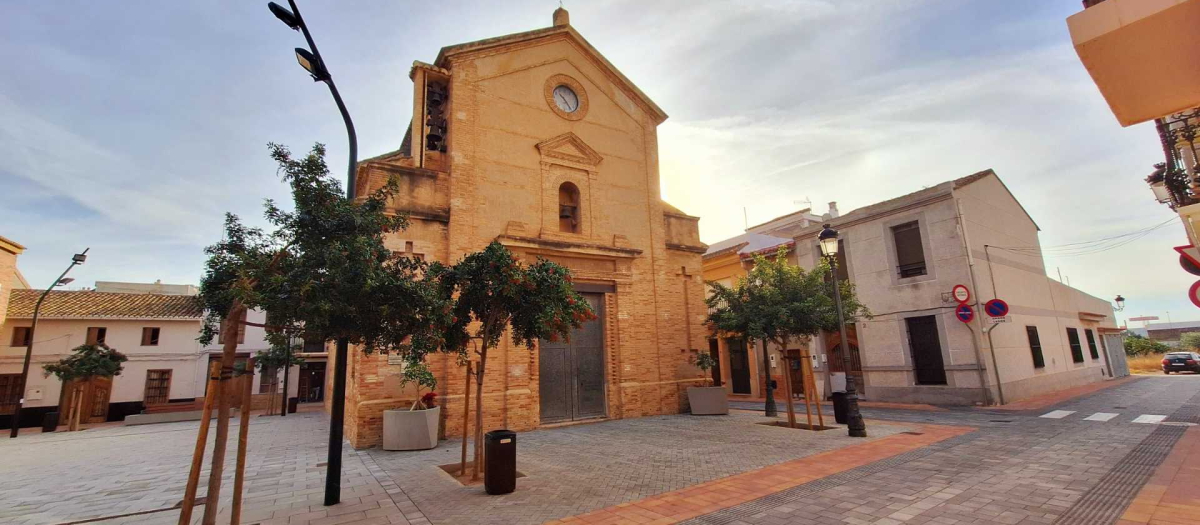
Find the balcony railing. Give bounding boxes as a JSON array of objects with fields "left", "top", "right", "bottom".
[{"left": 1148, "top": 109, "right": 1200, "bottom": 210}]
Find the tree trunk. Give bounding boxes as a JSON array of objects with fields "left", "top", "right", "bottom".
[
  {"left": 472, "top": 341, "right": 488, "bottom": 482},
  {"left": 203, "top": 302, "right": 246, "bottom": 525}
]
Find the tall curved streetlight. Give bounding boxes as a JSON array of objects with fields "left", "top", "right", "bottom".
[
  {"left": 267, "top": 0, "right": 356, "bottom": 506},
  {"left": 10, "top": 248, "right": 88, "bottom": 438},
  {"left": 818, "top": 225, "right": 867, "bottom": 438}
]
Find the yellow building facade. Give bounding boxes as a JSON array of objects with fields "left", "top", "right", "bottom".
[{"left": 335, "top": 8, "right": 709, "bottom": 448}]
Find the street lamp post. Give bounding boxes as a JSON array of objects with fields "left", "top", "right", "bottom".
[
  {"left": 9, "top": 248, "right": 88, "bottom": 439},
  {"left": 268, "top": 0, "right": 357, "bottom": 506},
  {"left": 818, "top": 225, "right": 866, "bottom": 438}
]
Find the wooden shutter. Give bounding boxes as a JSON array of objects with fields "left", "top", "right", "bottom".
[
  {"left": 1067, "top": 328, "right": 1084, "bottom": 363},
  {"left": 11, "top": 327, "right": 30, "bottom": 347},
  {"left": 891, "top": 222, "right": 926, "bottom": 277},
  {"left": 1085, "top": 329, "right": 1100, "bottom": 359},
  {"left": 1026, "top": 326, "right": 1045, "bottom": 368},
  {"left": 86, "top": 327, "right": 107, "bottom": 345},
  {"left": 141, "top": 327, "right": 160, "bottom": 346},
  {"left": 144, "top": 370, "right": 171, "bottom": 405}
]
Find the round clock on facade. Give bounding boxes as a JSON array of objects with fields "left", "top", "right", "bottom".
[
  {"left": 553, "top": 85, "right": 579, "bottom": 113},
  {"left": 544, "top": 74, "right": 588, "bottom": 121}
]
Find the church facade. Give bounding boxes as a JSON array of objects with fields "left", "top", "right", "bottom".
[{"left": 336, "top": 8, "right": 709, "bottom": 448}]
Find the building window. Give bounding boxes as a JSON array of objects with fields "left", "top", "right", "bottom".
[
  {"left": 10, "top": 327, "right": 31, "bottom": 347},
  {"left": 86, "top": 327, "right": 107, "bottom": 345},
  {"left": 891, "top": 221, "right": 926, "bottom": 278},
  {"left": 1026, "top": 326, "right": 1045, "bottom": 368},
  {"left": 1067, "top": 328, "right": 1085, "bottom": 363},
  {"left": 218, "top": 310, "right": 247, "bottom": 345},
  {"left": 1085, "top": 329, "right": 1100, "bottom": 359},
  {"left": 0, "top": 373, "right": 21, "bottom": 414},
  {"left": 302, "top": 338, "right": 325, "bottom": 353},
  {"left": 558, "top": 182, "right": 581, "bottom": 233},
  {"left": 141, "top": 327, "right": 161, "bottom": 346},
  {"left": 144, "top": 370, "right": 172, "bottom": 405},
  {"left": 260, "top": 365, "right": 279, "bottom": 394}
]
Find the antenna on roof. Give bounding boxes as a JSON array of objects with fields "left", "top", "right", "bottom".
[
  {"left": 743, "top": 207, "right": 748, "bottom": 230},
  {"left": 793, "top": 197, "right": 812, "bottom": 210}
]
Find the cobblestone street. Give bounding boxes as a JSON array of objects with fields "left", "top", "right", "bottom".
[{"left": 2, "top": 376, "right": 1198, "bottom": 525}]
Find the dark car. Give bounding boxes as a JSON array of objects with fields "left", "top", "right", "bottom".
[{"left": 1162, "top": 352, "right": 1200, "bottom": 374}]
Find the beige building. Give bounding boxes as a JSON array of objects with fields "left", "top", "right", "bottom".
[
  {"left": 0, "top": 235, "right": 29, "bottom": 328},
  {"left": 341, "top": 7, "right": 708, "bottom": 448},
  {"left": 704, "top": 171, "right": 1126, "bottom": 406}
]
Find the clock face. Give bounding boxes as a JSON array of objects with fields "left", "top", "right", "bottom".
[{"left": 553, "top": 85, "right": 579, "bottom": 113}]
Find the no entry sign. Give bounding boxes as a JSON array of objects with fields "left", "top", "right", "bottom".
[
  {"left": 955, "top": 304, "right": 975, "bottom": 323},
  {"left": 952, "top": 284, "right": 970, "bottom": 304},
  {"left": 984, "top": 299, "right": 1009, "bottom": 318}
]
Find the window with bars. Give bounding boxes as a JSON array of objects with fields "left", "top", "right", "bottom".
[
  {"left": 218, "top": 310, "right": 247, "bottom": 345},
  {"left": 891, "top": 221, "right": 927, "bottom": 278},
  {"left": 259, "top": 365, "right": 279, "bottom": 394},
  {"left": 1026, "top": 326, "right": 1045, "bottom": 368},
  {"left": 0, "top": 374, "right": 21, "bottom": 414},
  {"left": 1085, "top": 329, "right": 1100, "bottom": 360},
  {"left": 1067, "top": 328, "right": 1085, "bottom": 363},
  {"left": 144, "top": 370, "right": 172, "bottom": 405},
  {"left": 86, "top": 327, "right": 107, "bottom": 345},
  {"left": 141, "top": 327, "right": 161, "bottom": 346},
  {"left": 11, "top": 327, "right": 31, "bottom": 347}
]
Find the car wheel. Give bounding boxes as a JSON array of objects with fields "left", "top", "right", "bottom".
[{"left": 1164, "top": 370, "right": 1170, "bottom": 374}]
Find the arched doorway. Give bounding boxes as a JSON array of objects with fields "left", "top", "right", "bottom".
[{"left": 825, "top": 325, "right": 863, "bottom": 391}]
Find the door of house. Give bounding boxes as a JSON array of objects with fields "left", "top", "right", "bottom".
[
  {"left": 785, "top": 349, "right": 805, "bottom": 398},
  {"left": 1102, "top": 333, "right": 1130, "bottom": 378},
  {"left": 539, "top": 293, "right": 606, "bottom": 423},
  {"left": 726, "top": 338, "right": 752, "bottom": 394},
  {"left": 707, "top": 339, "right": 723, "bottom": 386},
  {"left": 826, "top": 326, "right": 864, "bottom": 388},
  {"left": 905, "top": 316, "right": 947, "bottom": 385},
  {"left": 59, "top": 376, "right": 113, "bottom": 424},
  {"left": 298, "top": 362, "right": 325, "bottom": 402}
]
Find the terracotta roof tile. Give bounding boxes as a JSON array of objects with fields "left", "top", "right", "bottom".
[{"left": 6, "top": 290, "right": 203, "bottom": 319}]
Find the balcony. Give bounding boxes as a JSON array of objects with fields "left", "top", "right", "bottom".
[{"left": 1067, "top": 0, "right": 1200, "bottom": 126}]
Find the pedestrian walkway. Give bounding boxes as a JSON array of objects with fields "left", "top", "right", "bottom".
[
  {"left": 1039, "top": 410, "right": 1184, "bottom": 425},
  {"left": 1119, "top": 426, "right": 1200, "bottom": 524}
]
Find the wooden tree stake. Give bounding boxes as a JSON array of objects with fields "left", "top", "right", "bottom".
[
  {"left": 231, "top": 358, "right": 255, "bottom": 525},
  {"left": 203, "top": 303, "right": 246, "bottom": 525},
  {"left": 781, "top": 355, "right": 797, "bottom": 429},
  {"left": 460, "top": 362, "right": 471, "bottom": 478},
  {"left": 179, "top": 361, "right": 221, "bottom": 525}
]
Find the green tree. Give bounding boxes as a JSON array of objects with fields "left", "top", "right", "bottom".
[
  {"left": 43, "top": 343, "right": 128, "bottom": 431},
  {"left": 43, "top": 343, "right": 128, "bottom": 382},
  {"left": 1179, "top": 332, "right": 1200, "bottom": 351},
  {"left": 1125, "top": 333, "right": 1169, "bottom": 356},
  {"left": 196, "top": 143, "right": 452, "bottom": 511},
  {"left": 706, "top": 247, "right": 869, "bottom": 355},
  {"left": 416, "top": 241, "right": 594, "bottom": 475}
]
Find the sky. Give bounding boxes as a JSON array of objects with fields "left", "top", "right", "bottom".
[{"left": 0, "top": 0, "right": 1188, "bottom": 324}]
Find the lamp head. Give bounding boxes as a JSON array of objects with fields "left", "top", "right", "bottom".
[
  {"left": 268, "top": 2, "right": 302, "bottom": 30},
  {"left": 295, "top": 48, "right": 329, "bottom": 81},
  {"left": 817, "top": 224, "right": 839, "bottom": 257},
  {"left": 56, "top": 277, "right": 74, "bottom": 287},
  {"left": 1115, "top": 294, "right": 1125, "bottom": 311},
  {"left": 72, "top": 252, "right": 87, "bottom": 264}
]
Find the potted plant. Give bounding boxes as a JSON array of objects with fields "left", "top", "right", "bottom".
[
  {"left": 687, "top": 352, "right": 728, "bottom": 415},
  {"left": 383, "top": 361, "right": 440, "bottom": 451}
]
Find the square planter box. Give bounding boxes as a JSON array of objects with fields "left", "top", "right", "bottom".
[
  {"left": 687, "top": 386, "right": 729, "bottom": 415},
  {"left": 383, "top": 406, "right": 440, "bottom": 451}
]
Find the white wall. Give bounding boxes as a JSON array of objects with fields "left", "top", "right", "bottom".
[{"left": 0, "top": 318, "right": 205, "bottom": 407}]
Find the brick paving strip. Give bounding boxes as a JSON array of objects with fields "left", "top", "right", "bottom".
[
  {"left": 986, "top": 376, "right": 1140, "bottom": 412},
  {"left": 1117, "top": 426, "right": 1200, "bottom": 525},
  {"left": 543, "top": 422, "right": 976, "bottom": 525}
]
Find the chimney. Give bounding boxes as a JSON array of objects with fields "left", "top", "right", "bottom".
[
  {"left": 553, "top": 6, "right": 570, "bottom": 27},
  {"left": 828, "top": 201, "right": 839, "bottom": 218}
]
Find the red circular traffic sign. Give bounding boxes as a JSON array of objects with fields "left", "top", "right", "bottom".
[
  {"left": 984, "top": 299, "right": 1009, "bottom": 317},
  {"left": 1190, "top": 280, "right": 1200, "bottom": 309},
  {"left": 955, "top": 304, "right": 975, "bottom": 323},
  {"left": 952, "top": 284, "right": 970, "bottom": 304}
]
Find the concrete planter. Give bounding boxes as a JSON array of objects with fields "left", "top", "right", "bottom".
[
  {"left": 687, "top": 386, "right": 729, "bottom": 415},
  {"left": 382, "top": 406, "right": 439, "bottom": 451}
]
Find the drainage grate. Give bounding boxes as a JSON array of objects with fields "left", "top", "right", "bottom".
[
  {"left": 681, "top": 432, "right": 980, "bottom": 525},
  {"left": 989, "top": 420, "right": 1013, "bottom": 423}
]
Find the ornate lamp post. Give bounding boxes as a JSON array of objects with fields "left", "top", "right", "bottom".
[
  {"left": 1114, "top": 295, "right": 1125, "bottom": 312},
  {"left": 818, "top": 225, "right": 866, "bottom": 438},
  {"left": 267, "top": 0, "right": 357, "bottom": 506},
  {"left": 10, "top": 248, "right": 88, "bottom": 438}
]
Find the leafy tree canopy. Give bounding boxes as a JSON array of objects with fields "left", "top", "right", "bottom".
[
  {"left": 1179, "top": 332, "right": 1200, "bottom": 351},
  {"left": 198, "top": 143, "right": 452, "bottom": 355},
  {"left": 43, "top": 344, "right": 128, "bottom": 382},
  {"left": 1125, "top": 334, "right": 1170, "bottom": 357},
  {"left": 705, "top": 247, "right": 870, "bottom": 346}
]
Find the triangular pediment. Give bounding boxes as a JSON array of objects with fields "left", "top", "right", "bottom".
[{"left": 536, "top": 132, "right": 603, "bottom": 167}]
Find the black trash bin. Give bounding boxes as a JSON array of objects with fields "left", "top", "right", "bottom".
[
  {"left": 42, "top": 412, "right": 60, "bottom": 433},
  {"left": 484, "top": 429, "right": 517, "bottom": 495},
  {"left": 831, "top": 392, "right": 848, "bottom": 425},
  {"left": 288, "top": 397, "right": 299, "bottom": 414}
]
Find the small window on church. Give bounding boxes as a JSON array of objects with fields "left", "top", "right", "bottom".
[{"left": 559, "top": 182, "right": 580, "bottom": 233}]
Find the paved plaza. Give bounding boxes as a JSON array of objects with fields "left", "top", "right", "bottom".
[{"left": 2, "top": 376, "right": 1199, "bottom": 525}]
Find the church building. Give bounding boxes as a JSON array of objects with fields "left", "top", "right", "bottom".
[{"left": 337, "top": 8, "right": 709, "bottom": 448}]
